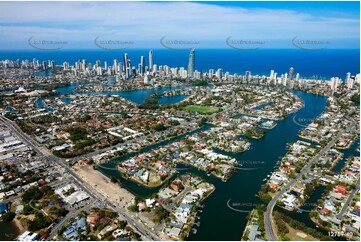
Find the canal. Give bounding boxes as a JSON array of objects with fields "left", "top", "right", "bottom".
[
  {"left": 33, "top": 82, "right": 344, "bottom": 240},
  {"left": 0, "top": 221, "right": 20, "bottom": 241},
  {"left": 96, "top": 89, "right": 328, "bottom": 241}
]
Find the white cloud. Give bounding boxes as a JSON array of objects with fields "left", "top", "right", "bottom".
[{"left": 0, "top": 1, "right": 358, "bottom": 49}]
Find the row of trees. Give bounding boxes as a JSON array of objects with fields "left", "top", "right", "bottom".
[{"left": 273, "top": 211, "right": 333, "bottom": 241}]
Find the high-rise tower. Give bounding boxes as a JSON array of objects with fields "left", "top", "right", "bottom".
[
  {"left": 149, "top": 50, "right": 153, "bottom": 72},
  {"left": 188, "top": 49, "right": 195, "bottom": 78},
  {"left": 289, "top": 67, "right": 294, "bottom": 80},
  {"left": 140, "top": 56, "right": 145, "bottom": 74}
]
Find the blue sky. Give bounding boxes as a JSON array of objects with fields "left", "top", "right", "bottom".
[
  {"left": 202, "top": 1, "right": 360, "bottom": 17},
  {"left": 0, "top": 1, "right": 359, "bottom": 50}
]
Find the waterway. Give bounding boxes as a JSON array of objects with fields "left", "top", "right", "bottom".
[
  {"left": 32, "top": 82, "right": 336, "bottom": 240},
  {"left": 96, "top": 89, "right": 328, "bottom": 240},
  {"left": 332, "top": 138, "right": 360, "bottom": 173},
  {"left": 278, "top": 137, "right": 360, "bottom": 241},
  {"left": 37, "top": 80, "right": 192, "bottom": 107},
  {"left": 0, "top": 221, "right": 20, "bottom": 240}
]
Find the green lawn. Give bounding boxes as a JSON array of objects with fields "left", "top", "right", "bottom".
[{"left": 184, "top": 105, "right": 219, "bottom": 114}]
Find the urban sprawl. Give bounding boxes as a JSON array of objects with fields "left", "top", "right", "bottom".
[{"left": 0, "top": 49, "right": 359, "bottom": 241}]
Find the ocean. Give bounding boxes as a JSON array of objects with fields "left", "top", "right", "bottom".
[{"left": 0, "top": 49, "right": 359, "bottom": 80}]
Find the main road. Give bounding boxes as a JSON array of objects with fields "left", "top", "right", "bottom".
[
  {"left": 0, "top": 115, "right": 161, "bottom": 241},
  {"left": 336, "top": 177, "right": 360, "bottom": 220},
  {"left": 263, "top": 129, "right": 345, "bottom": 241}
]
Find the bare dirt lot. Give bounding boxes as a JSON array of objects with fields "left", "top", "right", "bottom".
[{"left": 73, "top": 163, "right": 135, "bottom": 208}]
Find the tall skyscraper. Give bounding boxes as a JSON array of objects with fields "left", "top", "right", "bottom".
[
  {"left": 140, "top": 56, "right": 145, "bottom": 74},
  {"left": 51, "top": 60, "right": 56, "bottom": 70},
  {"left": 216, "top": 68, "right": 223, "bottom": 79},
  {"left": 209, "top": 69, "right": 214, "bottom": 77},
  {"left": 346, "top": 72, "right": 351, "bottom": 83},
  {"left": 270, "top": 70, "right": 274, "bottom": 80},
  {"left": 63, "top": 62, "right": 69, "bottom": 70},
  {"left": 330, "top": 77, "right": 339, "bottom": 92},
  {"left": 113, "top": 59, "right": 118, "bottom": 74},
  {"left": 149, "top": 50, "right": 153, "bottom": 72},
  {"left": 295, "top": 73, "right": 300, "bottom": 81},
  {"left": 346, "top": 72, "right": 354, "bottom": 90},
  {"left": 42, "top": 61, "right": 47, "bottom": 70},
  {"left": 82, "top": 59, "right": 86, "bottom": 71},
  {"left": 289, "top": 67, "right": 294, "bottom": 80},
  {"left": 245, "top": 71, "right": 251, "bottom": 82},
  {"left": 188, "top": 49, "right": 195, "bottom": 78},
  {"left": 123, "top": 53, "right": 130, "bottom": 78}
]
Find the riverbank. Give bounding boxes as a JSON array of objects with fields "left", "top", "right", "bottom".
[
  {"left": 0, "top": 220, "right": 20, "bottom": 241},
  {"left": 39, "top": 83, "right": 329, "bottom": 240},
  {"left": 13, "top": 216, "right": 26, "bottom": 234},
  {"left": 310, "top": 217, "right": 356, "bottom": 240}
]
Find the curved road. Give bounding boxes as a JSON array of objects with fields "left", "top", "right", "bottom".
[{"left": 264, "top": 129, "right": 346, "bottom": 240}]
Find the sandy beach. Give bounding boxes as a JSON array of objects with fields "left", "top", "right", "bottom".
[{"left": 72, "top": 163, "right": 135, "bottom": 208}]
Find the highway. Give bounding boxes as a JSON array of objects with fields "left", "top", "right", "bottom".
[{"left": 0, "top": 115, "right": 160, "bottom": 241}]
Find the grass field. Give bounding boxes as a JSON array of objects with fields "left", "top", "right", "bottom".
[{"left": 184, "top": 105, "right": 219, "bottom": 114}]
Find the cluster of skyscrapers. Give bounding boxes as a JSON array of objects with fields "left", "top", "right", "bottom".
[
  {"left": 330, "top": 72, "right": 357, "bottom": 92},
  {"left": 0, "top": 58, "right": 56, "bottom": 71},
  {"left": 0, "top": 49, "right": 359, "bottom": 92},
  {"left": 60, "top": 50, "right": 198, "bottom": 80}
]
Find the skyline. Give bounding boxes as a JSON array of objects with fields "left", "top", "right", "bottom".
[
  {"left": 0, "top": 1, "right": 359, "bottom": 50},
  {"left": 0, "top": 48, "right": 359, "bottom": 80}
]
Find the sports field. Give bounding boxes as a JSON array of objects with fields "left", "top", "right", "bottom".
[{"left": 184, "top": 105, "right": 219, "bottom": 114}]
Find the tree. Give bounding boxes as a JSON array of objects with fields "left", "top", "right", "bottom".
[
  {"left": 310, "top": 211, "right": 318, "bottom": 218},
  {"left": 41, "top": 185, "right": 53, "bottom": 196},
  {"left": 1, "top": 211, "right": 16, "bottom": 222},
  {"left": 153, "top": 206, "right": 169, "bottom": 223},
  {"left": 28, "top": 212, "right": 52, "bottom": 232},
  {"left": 22, "top": 204, "right": 34, "bottom": 215},
  {"left": 154, "top": 123, "right": 167, "bottom": 132},
  {"left": 110, "top": 176, "right": 118, "bottom": 183},
  {"left": 258, "top": 192, "right": 272, "bottom": 204},
  {"left": 56, "top": 208, "right": 69, "bottom": 217},
  {"left": 22, "top": 187, "right": 43, "bottom": 203},
  {"left": 127, "top": 205, "right": 138, "bottom": 212},
  {"left": 132, "top": 232, "right": 141, "bottom": 241},
  {"left": 118, "top": 220, "right": 127, "bottom": 230}
]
